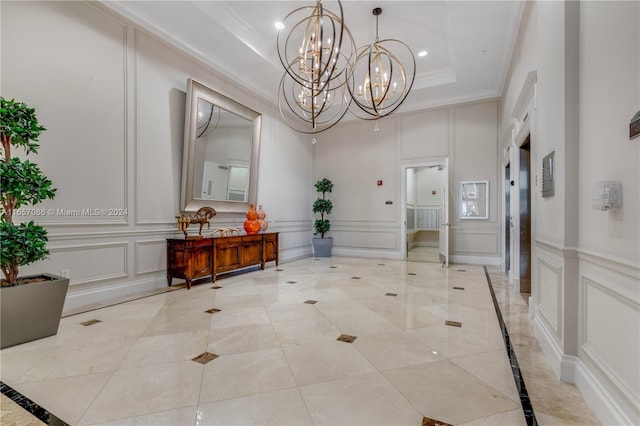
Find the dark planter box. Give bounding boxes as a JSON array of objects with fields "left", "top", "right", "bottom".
[{"left": 1, "top": 273, "right": 70, "bottom": 349}]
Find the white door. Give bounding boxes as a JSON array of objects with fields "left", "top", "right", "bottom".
[{"left": 438, "top": 159, "right": 449, "bottom": 267}]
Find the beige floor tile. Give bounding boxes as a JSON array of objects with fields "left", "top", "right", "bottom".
[
  {"left": 353, "top": 330, "right": 443, "bottom": 370},
  {"left": 450, "top": 349, "right": 521, "bottom": 403},
  {"left": 0, "top": 393, "right": 46, "bottom": 426},
  {"left": 283, "top": 340, "right": 377, "bottom": 386},
  {"left": 78, "top": 361, "right": 203, "bottom": 425},
  {"left": 119, "top": 329, "right": 209, "bottom": 369},
  {"left": 383, "top": 360, "right": 519, "bottom": 424},
  {"left": 207, "top": 323, "right": 281, "bottom": 355},
  {"left": 196, "top": 388, "right": 312, "bottom": 425},
  {"left": 271, "top": 317, "right": 340, "bottom": 347},
  {"left": 12, "top": 372, "right": 112, "bottom": 425},
  {"left": 299, "top": 372, "right": 423, "bottom": 425},
  {"left": 0, "top": 258, "right": 601, "bottom": 426},
  {"left": 458, "top": 408, "right": 527, "bottom": 425},
  {"left": 199, "top": 348, "right": 296, "bottom": 403}
]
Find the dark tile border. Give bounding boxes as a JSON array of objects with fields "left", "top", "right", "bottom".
[
  {"left": 483, "top": 266, "right": 538, "bottom": 426},
  {"left": 0, "top": 381, "right": 69, "bottom": 426}
]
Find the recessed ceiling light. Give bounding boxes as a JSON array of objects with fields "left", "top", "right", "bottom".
[
  {"left": 275, "top": 22, "right": 285, "bottom": 30},
  {"left": 418, "top": 50, "right": 428, "bottom": 57}
]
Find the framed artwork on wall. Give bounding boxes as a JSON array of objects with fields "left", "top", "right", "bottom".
[{"left": 460, "top": 180, "right": 489, "bottom": 219}]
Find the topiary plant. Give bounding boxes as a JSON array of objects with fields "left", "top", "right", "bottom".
[
  {"left": 313, "top": 178, "right": 333, "bottom": 238},
  {"left": 1, "top": 97, "right": 56, "bottom": 286}
]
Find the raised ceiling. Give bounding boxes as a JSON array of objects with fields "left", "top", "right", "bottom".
[{"left": 103, "top": 1, "right": 524, "bottom": 114}]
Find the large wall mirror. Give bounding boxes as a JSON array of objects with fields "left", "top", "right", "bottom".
[{"left": 181, "top": 78, "right": 261, "bottom": 213}]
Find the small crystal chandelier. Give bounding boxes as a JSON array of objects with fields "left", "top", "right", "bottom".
[
  {"left": 347, "top": 7, "right": 415, "bottom": 120},
  {"left": 277, "top": 0, "right": 356, "bottom": 135}
]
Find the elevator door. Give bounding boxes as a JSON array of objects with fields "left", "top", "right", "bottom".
[{"left": 519, "top": 139, "right": 531, "bottom": 293}]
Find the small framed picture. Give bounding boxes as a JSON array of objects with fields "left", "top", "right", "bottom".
[{"left": 460, "top": 180, "right": 489, "bottom": 219}]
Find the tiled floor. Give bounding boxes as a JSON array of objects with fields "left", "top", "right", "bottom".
[
  {"left": 407, "top": 246, "right": 440, "bottom": 263},
  {"left": 0, "top": 257, "right": 599, "bottom": 425}
]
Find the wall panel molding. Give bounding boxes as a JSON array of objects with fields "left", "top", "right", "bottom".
[
  {"left": 135, "top": 239, "right": 167, "bottom": 275},
  {"left": 450, "top": 229, "right": 499, "bottom": 255},
  {"left": 48, "top": 242, "right": 129, "bottom": 286},
  {"left": 579, "top": 259, "right": 640, "bottom": 421}
]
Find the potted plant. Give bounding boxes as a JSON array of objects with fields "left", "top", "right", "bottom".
[
  {"left": 1, "top": 97, "right": 69, "bottom": 349},
  {"left": 312, "top": 178, "right": 333, "bottom": 257}
]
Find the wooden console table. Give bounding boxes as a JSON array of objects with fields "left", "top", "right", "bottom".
[{"left": 167, "top": 232, "right": 278, "bottom": 289}]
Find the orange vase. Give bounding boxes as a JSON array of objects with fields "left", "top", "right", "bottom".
[{"left": 244, "top": 204, "right": 260, "bottom": 234}]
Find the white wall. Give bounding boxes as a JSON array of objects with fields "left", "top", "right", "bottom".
[
  {"left": 1, "top": 1, "right": 313, "bottom": 312},
  {"left": 499, "top": 1, "right": 640, "bottom": 424},
  {"left": 316, "top": 100, "right": 500, "bottom": 264}
]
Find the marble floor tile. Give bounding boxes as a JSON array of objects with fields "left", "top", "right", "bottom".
[
  {"left": 283, "top": 340, "right": 377, "bottom": 386},
  {"left": 207, "top": 324, "right": 281, "bottom": 355},
  {"left": 78, "top": 361, "right": 203, "bottom": 425},
  {"left": 196, "top": 388, "right": 312, "bottom": 425},
  {"left": 326, "top": 309, "right": 400, "bottom": 337},
  {"left": 12, "top": 372, "right": 112, "bottom": 425},
  {"left": 18, "top": 337, "right": 138, "bottom": 383},
  {"left": 458, "top": 409, "right": 527, "bottom": 425},
  {"left": 353, "top": 330, "right": 443, "bottom": 370},
  {"left": 271, "top": 317, "right": 341, "bottom": 347},
  {"left": 299, "top": 372, "right": 423, "bottom": 425},
  {"left": 383, "top": 360, "right": 519, "bottom": 424},
  {"left": 0, "top": 257, "right": 600, "bottom": 426},
  {"left": 199, "top": 348, "right": 296, "bottom": 403},
  {"left": 266, "top": 302, "right": 322, "bottom": 322},
  {"left": 450, "top": 349, "right": 521, "bottom": 403},
  {"left": 86, "top": 405, "right": 197, "bottom": 426},
  {"left": 0, "top": 393, "right": 46, "bottom": 426},
  {"left": 209, "top": 305, "right": 271, "bottom": 329},
  {"left": 119, "top": 330, "right": 209, "bottom": 369}
]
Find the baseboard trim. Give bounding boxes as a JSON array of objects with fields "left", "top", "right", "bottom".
[
  {"left": 332, "top": 247, "right": 404, "bottom": 260},
  {"left": 450, "top": 254, "right": 501, "bottom": 266},
  {"left": 573, "top": 358, "right": 636, "bottom": 426},
  {"left": 62, "top": 275, "right": 171, "bottom": 315},
  {"left": 534, "top": 314, "right": 635, "bottom": 425}
]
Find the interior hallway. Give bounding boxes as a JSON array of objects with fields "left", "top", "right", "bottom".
[{"left": 0, "top": 257, "right": 598, "bottom": 425}]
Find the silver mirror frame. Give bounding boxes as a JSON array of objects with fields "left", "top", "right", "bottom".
[{"left": 181, "top": 78, "right": 262, "bottom": 213}]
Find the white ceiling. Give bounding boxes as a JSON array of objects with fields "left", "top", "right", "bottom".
[{"left": 103, "top": 1, "right": 524, "bottom": 114}]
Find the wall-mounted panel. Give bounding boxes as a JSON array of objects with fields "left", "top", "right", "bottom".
[
  {"left": 135, "top": 30, "right": 192, "bottom": 224},
  {"left": 333, "top": 230, "right": 397, "bottom": 250},
  {"left": 537, "top": 255, "right": 562, "bottom": 335},
  {"left": 319, "top": 119, "right": 398, "bottom": 223},
  {"left": 399, "top": 108, "right": 450, "bottom": 159},
  {"left": 135, "top": 240, "right": 167, "bottom": 275},
  {"left": 583, "top": 277, "right": 640, "bottom": 402},
  {"left": 1, "top": 1, "right": 128, "bottom": 225},
  {"left": 272, "top": 120, "right": 314, "bottom": 222},
  {"left": 451, "top": 230, "right": 498, "bottom": 254},
  {"left": 33, "top": 242, "right": 128, "bottom": 286}
]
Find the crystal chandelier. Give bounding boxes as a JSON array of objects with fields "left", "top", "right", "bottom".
[
  {"left": 277, "top": 0, "right": 356, "bottom": 135},
  {"left": 347, "top": 7, "right": 415, "bottom": 120}
]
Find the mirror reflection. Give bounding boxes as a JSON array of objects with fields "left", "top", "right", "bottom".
[
  {"left": 181, "top": 78, "right": 261, "bottom": 214},
  {"left": 193, "top": 98, "right": 252, "bottom": 202}
]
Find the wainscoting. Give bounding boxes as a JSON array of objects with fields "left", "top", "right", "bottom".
[{"left": 532, "top": 239, "right": 639, "bottom": 425}]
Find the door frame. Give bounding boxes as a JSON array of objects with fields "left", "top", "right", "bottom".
[
  {"left": 506, "top": 71, "right": 537, "bottom": 300},
  {"left": 400, "top": 157, "right": 449, "bottom": 264}
]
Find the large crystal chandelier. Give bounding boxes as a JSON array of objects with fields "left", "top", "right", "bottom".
[
  {"left": 347, "top": 7, "right": 415, "bottom": 120},
  {"left": 277, "top": 0, "right": 356, "bottom": 135}
]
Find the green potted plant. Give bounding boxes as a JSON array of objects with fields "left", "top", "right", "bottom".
[
  {"left": 312, "top": 178, "right": 333, "bottom": 257},
  {"left": 1, "top": 97, "right": 69, "bottom": 349}
]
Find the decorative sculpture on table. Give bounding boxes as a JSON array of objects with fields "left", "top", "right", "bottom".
[
  {"left": 176, "top": 206, "right": 217, "bottom": 238},
  {"left": 210, "top": 228, "right": 242, "bottom": 237}
]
